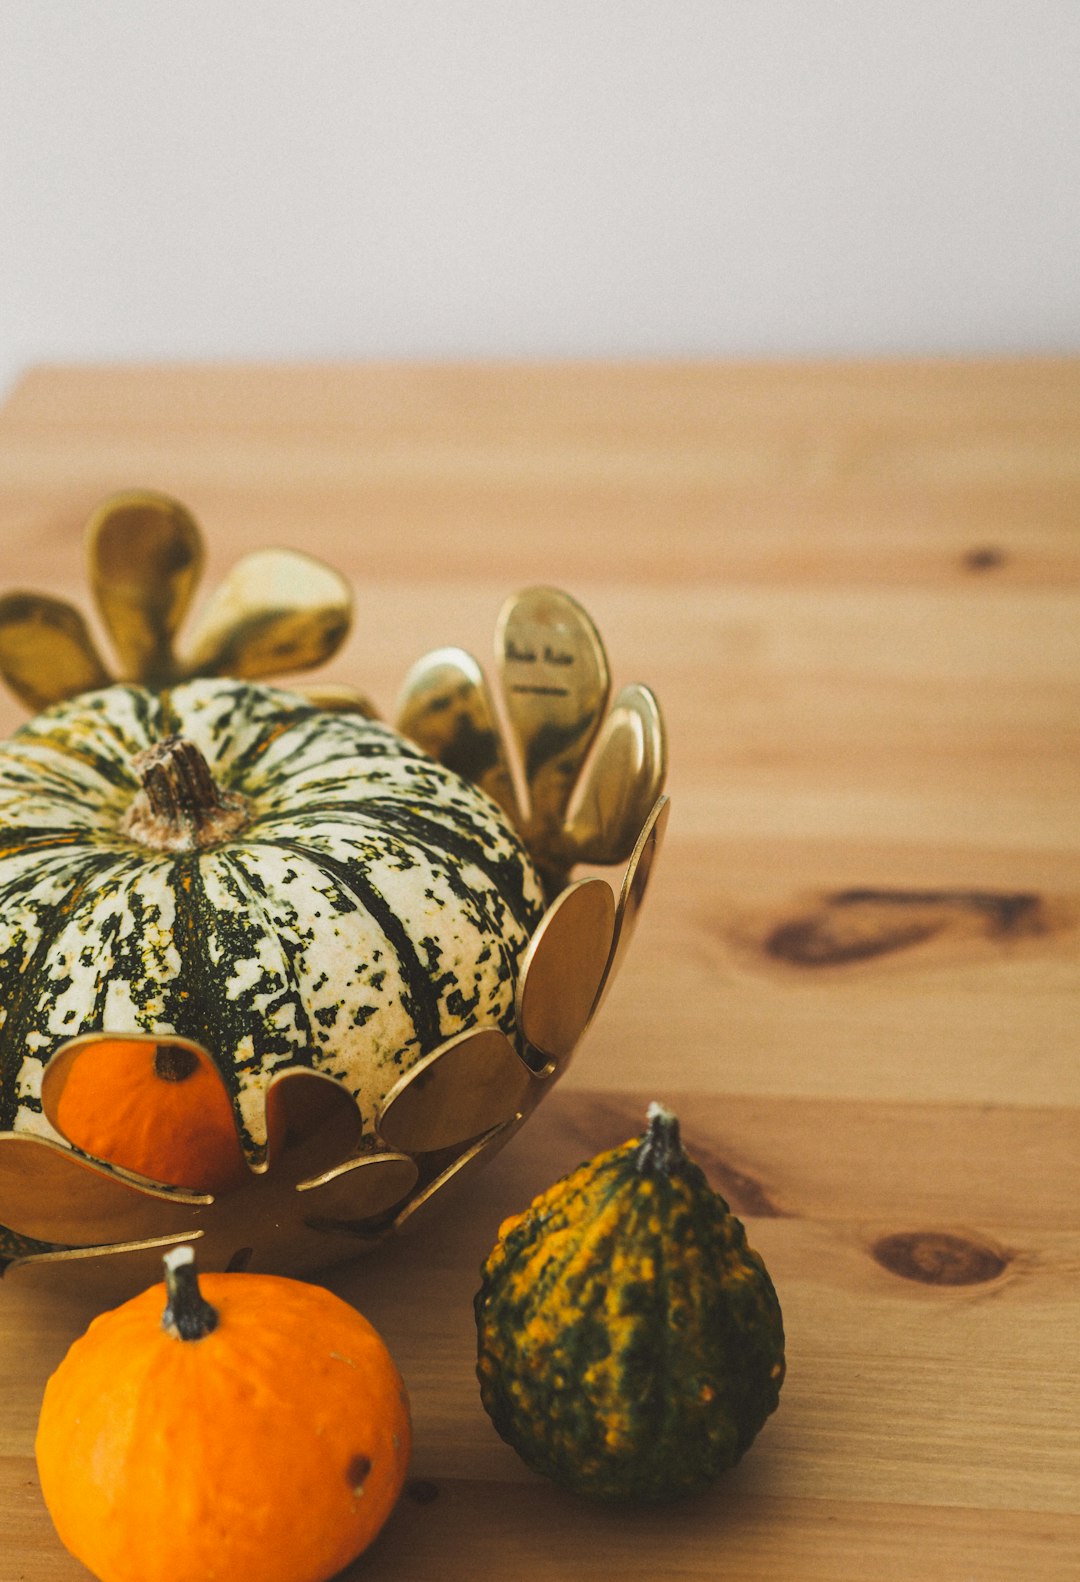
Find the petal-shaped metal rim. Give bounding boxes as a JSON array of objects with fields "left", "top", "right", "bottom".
[
  {"left": 180, "top": 547, "right": 352, "bottom": 681},
  {"left": 514, "top": 876, "right": 616, "bottom": 1073},
  {"left": 565, "top": 683, "right": 667, "bottom": 867},
  {"left": 390, "top": 1114, "right": 523, "bottom": 1237},
  {"left": 0, "top": 592, "right": 112, "bottom": 711},
  {"left": 395, "top": 645, "right": 520, "bottom": 824},
  {"left": 4, "top": 1230, "right": 206, "bottom": 1298},
  {"left": 263, "top": 1066, "right": 366, "bottom": 1182},
  {"left": 0, "top": 1131, "right": 209, "bottom": 1245},
  {"left": 590, "top": 794, "right": 670, "bottom": 1020},
  {"left": 376, "top": 1026, "right": 534, "bottom": 1154},
  {"left": 296, "top": 1150, "right": 419, "bottom": 1224},
  {"left": 86, "top": 489, "right": 205, "bottom": 684}
]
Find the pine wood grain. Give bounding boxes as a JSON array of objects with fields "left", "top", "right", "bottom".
[{"left": 0, "top": 360, "right": 1077, "bottom": 1580}]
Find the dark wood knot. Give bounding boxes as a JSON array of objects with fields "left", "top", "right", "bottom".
[
  {"left": 764, "top": 887, "right": 1046, "bottom": 968},
  {"left": 872, "top": 1231, "right": 1009, "bottom": 1286},
  {"left": 962, "top": 545, "right": 1007, "bottom": 573}
]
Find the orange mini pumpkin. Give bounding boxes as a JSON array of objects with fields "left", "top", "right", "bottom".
[
  {"left": 35, "top": 1246, "right": 412, "bottom": 1582},
  {"left": 54, "top": 1038, "right": 251, "bottom": 1192}
]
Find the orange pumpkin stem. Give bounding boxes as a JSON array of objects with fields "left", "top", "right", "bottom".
[
  {"left": 121, "top": 736, "right": 248, "bottom": 851},
  {"left": 161, "top": 1246, "right": 219, "bottom": 1341}
]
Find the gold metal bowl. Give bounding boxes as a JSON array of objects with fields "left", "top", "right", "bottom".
[{"left": 0, "top": 493, "right": 668, "bottom": 1298}]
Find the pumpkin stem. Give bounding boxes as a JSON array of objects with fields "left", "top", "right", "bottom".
[
  {"left": 122, "top": 736, "right": 248, "bottom": 851},
  {"left": 162, "top": 1245, "right": 219, "bottom": 1341},
  {"left": 153, "top": 1043, "right": 200, "bottom": 1083},
  {"left": 635, "top": 1102, "right": 684, "bottom": 1176}
]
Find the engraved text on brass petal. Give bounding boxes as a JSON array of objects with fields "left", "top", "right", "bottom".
[{"left": 495, "top": 588, "right": 610, "bottom": 854}]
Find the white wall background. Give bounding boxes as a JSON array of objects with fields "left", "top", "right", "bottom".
[{"left": 1, "top": 2, "right": 1078, "bottom": 398}]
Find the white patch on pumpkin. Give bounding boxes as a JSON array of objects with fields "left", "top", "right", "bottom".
[{"left": 37, "top": 866, "right": 181, "bottom": 1040}]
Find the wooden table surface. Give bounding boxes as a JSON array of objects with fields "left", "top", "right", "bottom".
[{"left": 0, "top": 360, "right": 1077, "bottom": 1579}]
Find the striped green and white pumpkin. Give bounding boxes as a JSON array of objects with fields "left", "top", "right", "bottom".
[{"left": 0, "top": 678, "right": 545, "bottom": 1158}]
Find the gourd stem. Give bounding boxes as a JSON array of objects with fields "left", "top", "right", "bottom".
[
  {"left": 635, "top": 1102, "right": 684, "bottom": 1176},
  {"left": 162, "top": 1246, "right": 219, "bottom": 1341},
  {"left": 153, "top": 1043, "right": 200, "bottom": 1083},
  {"left": 122, "top": 736, "right": 248, "bottom": 851},
  {"left": 141, "top": 736, "right": 221, "bottom": 821}
]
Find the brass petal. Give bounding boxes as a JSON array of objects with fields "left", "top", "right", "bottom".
[
  {"left": 86, "top": 490, "right": 205, "bottom": 684},
  {"left": 296, "top": 1151, "right": 419, "bottom": 1224},
  {"left": 0, "top": 593, "right": 111, "bottom": 711},
  {"left": 3, "top": 1223, "right": 379, "bottom": 1294},
  {"left": 391, "top": 1116, "right": 523, "bottom": 1237},
  {"left": 175, "top": 1160, "right": 400, "bottom": 1279},
  {"left": 515, "top": 876, "right": 616, "bottom": 1072},
  {"left": 376, "top": 1027, "right": 533, "bottom": 1154},
  {"left": 565, "top": 684, "right": 667, "bottom": 866},
  {"left": 0, "top": 1133, "right": 207, "bottom": 1245},
  {"left": 395, "top": 646, "right": 518, "bottom": 821},
  {"left": 592, "top": 795, "right": 671, "bottom": 1019},
  {"left": 4, "top": 1232, "right": 207, "bottom": 1302},
  {"left": 181, "top": 548, "right": 352, "bottom": 681},
  {"left": 495, "top": 588, "right": 610, "bottom": 859},
  {"left": 263, "top": 1068, "right": 365, "bottom": 1183}
]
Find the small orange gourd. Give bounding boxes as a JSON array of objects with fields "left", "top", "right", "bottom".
[
  {"left": 54, "top": 1039, "right": 251, "bottom": 1192},
  {"left": 35, "top": 1246, "right": 412, "bottom": 1582}
]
